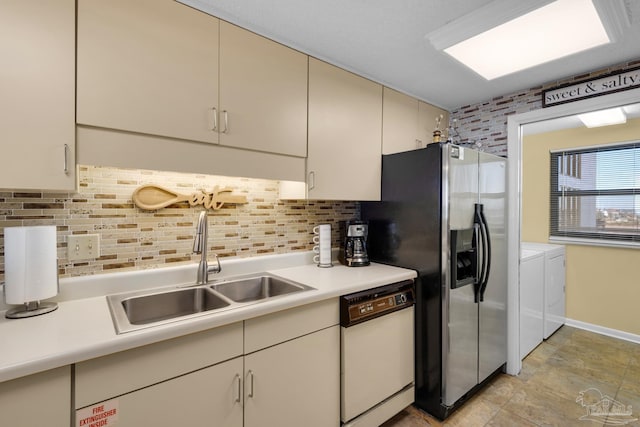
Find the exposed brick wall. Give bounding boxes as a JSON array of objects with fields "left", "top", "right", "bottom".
[{"left": 449, "top": 59, "right": 640, "bottom": 156}]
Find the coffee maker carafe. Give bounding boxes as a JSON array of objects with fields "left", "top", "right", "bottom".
[{"left": 339, "top": 220, "right": 370, "bottom": 267}]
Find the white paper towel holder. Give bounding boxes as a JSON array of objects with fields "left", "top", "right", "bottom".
[
  {"left": 5, "top": 299, "right": 58, "bottom": 319},
  {"left": 3, "top": 225, "right": 60, "bottom": 319}
]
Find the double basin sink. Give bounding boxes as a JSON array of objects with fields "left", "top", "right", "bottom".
[{"left": 107, "top": 273, "right": 315, "bottom": 334}]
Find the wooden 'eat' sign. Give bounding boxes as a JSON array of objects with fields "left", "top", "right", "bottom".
[{"left": 132, "top": 184, "right": 248, "bottom": 211}]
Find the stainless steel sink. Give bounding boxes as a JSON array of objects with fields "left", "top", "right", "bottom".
[
  {"left": 211, "top": 275, "right": 314, "bottom": 303},
  {"left": 122, "top": 287, "right": 230, "bottom": 325},
  {"left": 106, "top": 273, "right": 314, "bottom": 334},
  {"left": 107, "top": 287, "right": 232, "bottom": 333}
]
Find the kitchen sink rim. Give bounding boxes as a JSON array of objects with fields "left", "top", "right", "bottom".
[{"left": 106, "top": 272, "right": 316, "bottom": 334}]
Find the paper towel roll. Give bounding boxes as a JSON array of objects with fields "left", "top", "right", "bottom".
[{"left": 5, "top": 226, "right": 59, "bottom": 304}]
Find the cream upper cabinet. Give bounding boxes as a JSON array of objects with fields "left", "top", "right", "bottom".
[
  {"left": 382, "top": 88, "right": 421, "bottom": 154},
  {"left": 77, "top": 0, "right": 220, "bottom": 144},
  {"left": 382, "top": 87, "right": 449, "bottom": 155},
  {"left": 219, "top": 22, "right": 308, "bottom": 157},
  {"left": 308, "top": 58, "right": 383, "bottom": 201},
  {"left": 0, "top": 0, "right": 75, "bottom": 191},
  {"left": 0, "top": 367, "right": 71, "bottom": 427}
]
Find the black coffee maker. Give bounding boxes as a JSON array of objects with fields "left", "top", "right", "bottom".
[{"left": 339, "top": 220, "right": 370, "bottom": 267}]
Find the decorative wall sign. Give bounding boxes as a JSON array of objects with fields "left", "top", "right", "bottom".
[
  {"left": 132, "top": 184, "right": 248, "bottom": 211},
  {"left": 542, "top": 66, "right": 640, "bottom": 108}
]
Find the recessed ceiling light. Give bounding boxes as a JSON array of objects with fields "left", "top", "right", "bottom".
[
  {"left": 578, "top": 107, "right": 627, "bottom": 128},
  {"left": 432, "top": 0, "right": 612, "bottom": 80}
]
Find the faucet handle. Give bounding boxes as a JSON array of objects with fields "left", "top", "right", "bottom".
[{"left": 208, "top": 253, "right": 222, "bottom": 274}]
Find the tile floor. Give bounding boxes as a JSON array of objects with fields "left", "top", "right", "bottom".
[{"left": 382, "top": 326, "right": 640, "bottom": 426}]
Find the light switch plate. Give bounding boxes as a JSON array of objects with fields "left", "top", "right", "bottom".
[{"left": 68, "top": 234, "right": 100, "bottom": 261}]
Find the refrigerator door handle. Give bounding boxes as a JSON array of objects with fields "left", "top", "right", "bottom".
[
  {"left": 473, "top": 205, "right": 485, "bottom": 303},
  {"left": 477, "top": 204, "right": 492, "bottom": 302},
  {"left": 474, "top": 203, "right": 491, "bottom": 302},
  {"left": 472, "top": 223, "right": 482, "bottom": 301}
]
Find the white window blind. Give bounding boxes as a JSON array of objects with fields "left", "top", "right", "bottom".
[{"left": 550, "top": 141, "right": 640, "bottom": 244}]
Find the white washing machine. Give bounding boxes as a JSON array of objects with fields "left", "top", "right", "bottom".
[
  {"left": 521, "top": 242, "right": 566, "bottom": 339},
  {"left": 519, "top": 248, "right": 544, "bottom": 359}
]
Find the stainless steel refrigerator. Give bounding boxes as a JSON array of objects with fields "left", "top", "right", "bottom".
[{"left": 361, "top": 143, "right": 507, "bottom": 420}]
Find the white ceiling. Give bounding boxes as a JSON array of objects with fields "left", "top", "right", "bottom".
[{"left": 179, "top": 0, "right": 640, "bottom": 111}]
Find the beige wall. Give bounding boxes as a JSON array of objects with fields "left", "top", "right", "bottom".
[{"left": 522, "top": 116, "right": 640, "bottom": 335}]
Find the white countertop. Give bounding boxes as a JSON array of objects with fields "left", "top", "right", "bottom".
[{"left": 0, "top": 252, "right": 416, "bottom": 383}]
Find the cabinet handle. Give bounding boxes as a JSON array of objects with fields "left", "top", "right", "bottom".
[
  {"left": 63, "top": 144, "right": 69, "bottom": 174},
  {"left": 308, "top": 171, "right": 315, "bottom": 191},
  {"left": 209, "top": 107, "right": 218, "bottom": 131},
  {"left": 234, "top": 373, "right": 241, "bottom": 404},
  {"left": 247, "top": 370, "right": 254, "bottom": 398},
  {"left": 222, "top": 110, "right": 229, "bottom": 133}
]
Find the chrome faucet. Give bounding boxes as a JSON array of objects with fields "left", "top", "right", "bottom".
[{"left": 193, "top": 210, "right": 221, "bottom": 285}]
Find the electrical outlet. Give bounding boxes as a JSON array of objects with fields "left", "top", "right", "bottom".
[{"left": 68, "top": 234, "right": 100, "bottom": 261}]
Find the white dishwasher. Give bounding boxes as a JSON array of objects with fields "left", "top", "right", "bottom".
[{"left": 340, "top": 280, "right": 415, "bottom": 427}]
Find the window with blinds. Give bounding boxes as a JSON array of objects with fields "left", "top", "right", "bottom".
[{"left": 550, "top": 141, "right": 640, "bottom": 244}]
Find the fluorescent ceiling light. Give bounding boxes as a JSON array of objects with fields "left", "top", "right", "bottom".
[
  {"left": 578, "top": 107, "right": 627, "bottom": 128},
  {"left": 439, "top": 0, "right": 611, "bottom": 80}
]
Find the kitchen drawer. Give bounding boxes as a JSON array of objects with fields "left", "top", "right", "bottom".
[
  {"left": 244, "top": 298, "right": 339, "bottom": 353},
  {"left": 75, "top": 322, "right": 242, "bottom": 408}
]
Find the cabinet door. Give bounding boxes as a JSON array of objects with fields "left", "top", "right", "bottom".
[
  {"left": 76, "top": 357, "right": 243, "bottom": 427},
  {"left": 382, "top": 88, "right": 421, "bottom": 154},
  {"left": 308, "top": 58, "right": 382, "bottom": 201},
  {"left": 77, "top": 0, "right": 219, "bottom": 144},
  {"left": 0, "top": 0, "right": 75, "bottom": 191},
  {"left": 220, "top": 22, "right": 308, "bottom": 157},
  {"left": 0, "top": 367, "right": 70, "bottom": 427},
  {"left": 244, "top": 326, "right": 340, "bottom": 427},
  {"left": 418, "top": 101, "right": 449, "bottom": 146}
]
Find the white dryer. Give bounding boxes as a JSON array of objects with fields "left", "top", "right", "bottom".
[{"left": 521, "top": 242, "right": 566, "bottom": 339}]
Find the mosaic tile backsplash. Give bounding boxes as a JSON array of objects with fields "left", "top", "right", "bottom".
[
  {"left": 449, "top": 58, "right": 640, "bottom": 157},
  {"left": 0, "top": 166, "right": 359, "bottom": 279}
]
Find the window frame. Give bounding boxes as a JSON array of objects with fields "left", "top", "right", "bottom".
[{"left": 549, "top": 140, "right": 640, "bottom": 248}]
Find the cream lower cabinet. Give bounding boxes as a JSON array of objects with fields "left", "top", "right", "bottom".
[
  {"left": 0, "top": 0, "right": 75, "bottom": 191},
  {"left": 382, "top": 87, "right": 450, "bottom": 155},
  {"left": 244, "top": 297, "right": 340, "bottom": 426},
  {"left": 308, "top": 58, "right": 383, "bottom": 201},
  {"left": 75, "top": 323, "right": 244, "bottom": 426},
  {"left": 0, "top": 366, "right": 71, "bottom": 427},
  {"left": 244, "top": 326, "right": 340, "bottom": 427},
  {"left": 76, "top": 357, "right": 243, "bottom": 427},
  {"left": 74, "top": 300, "right": 340, "bottom": 426}
]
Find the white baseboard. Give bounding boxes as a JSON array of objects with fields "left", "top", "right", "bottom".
[{"left": 564, "top": 318, "right": 640, "bottom": 345}]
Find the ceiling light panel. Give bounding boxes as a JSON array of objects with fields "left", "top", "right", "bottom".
[
  {"left": 442, "top": 0, "right": 611, "bottom": 80},
  {"left": 578, "top": 107, "right": 627, "bottom": 127}
]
